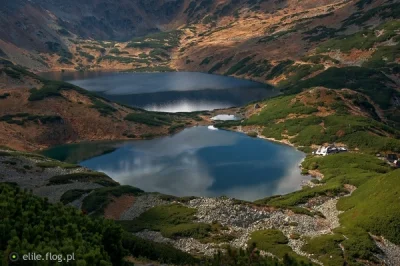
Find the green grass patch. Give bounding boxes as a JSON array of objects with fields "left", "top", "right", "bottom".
[
  {"left": 241, "top": 91, "right": 400, "bottom": 152},
  {"left": 36, "top": 161, "right": 79, "bottom": 169},
  {"left": 302, "top": 234, "right": 346, "bottom": 266},
  {"left": 337, "top": 169, "right": 400, "bottom": 245},
  {"left": 318, "top": 20, "right": 400, "bottom": 53},
  {"left": 362, "top": 44, "right": 400, "bottom": 68},
  {"left": 256, "top": 153, "right": 391, "bottom": 208},
  {"left": 248, "top": 229, "right": 311, "bottom": 263}
]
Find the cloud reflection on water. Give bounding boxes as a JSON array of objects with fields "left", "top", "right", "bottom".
[
  {"left": 81, "top": 127, "right": 307, "bottom": 201},
  {"left": 143, "top": 99, "right": 233, "bottom": 112}
]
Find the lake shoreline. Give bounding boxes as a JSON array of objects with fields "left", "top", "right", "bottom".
[{"left": 44, "top": 126, "right": 308, "bottom": 201}]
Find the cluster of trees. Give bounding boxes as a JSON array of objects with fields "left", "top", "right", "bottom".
[
  {"left": 0, "top": 183, "right": 195, "bottom": 266},
  {"left": 204, "top": 245, "right": 313, "bottom": 266}
]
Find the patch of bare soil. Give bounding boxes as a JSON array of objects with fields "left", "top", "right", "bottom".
[{"left": 104, "top": 195, "right": 136, "bottom": 220}]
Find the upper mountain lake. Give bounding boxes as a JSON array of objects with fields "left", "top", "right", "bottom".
[
  {"left": 40, "top": 71, "right": 279, "bottom": 112},
  {"left": 43, "top": 127, "right": 309, "bottom": 201}
]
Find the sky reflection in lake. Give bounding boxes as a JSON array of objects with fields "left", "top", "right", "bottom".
[
  {"left": 39, "top": 71, "right": 279, "bottom": 112},
  {"left": 80, "top": 127, "right": 308, "bottom": 201}
]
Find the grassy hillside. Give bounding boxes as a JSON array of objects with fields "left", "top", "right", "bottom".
[
  {"left": 216, "top": 88, "right": 400, "bottom": 154},
  {"left": 256, "top": 153, "right": 398, "bottom": 265}
]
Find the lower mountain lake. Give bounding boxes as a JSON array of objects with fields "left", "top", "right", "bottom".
[
  {"left": 39, "top": 71, "right": 279, "bottom": 112},
  {"left": 43, "top": 127, "right": 309, "bottom": 201}
]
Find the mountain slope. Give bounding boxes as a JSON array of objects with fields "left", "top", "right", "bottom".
[{"left": 0, "top": 63, "right": 200, "bottom": 151}]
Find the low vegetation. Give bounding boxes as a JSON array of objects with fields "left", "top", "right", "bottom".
[
  {"left": 119, "top": 204, "right": 221, "bottom": 240},
  {"left": 0, "top": 113, "right": 63, "bottom": 126},
  {"left": 257, "top": 153, "right": 391, "bottom": 208},
  {"left": 97, "top": 55, "right": 135, "bottom": 64},
  {"left": 287, "top": 67, "right": 398, "bottom": 109},
  {"left": 82, "top": 186, "right": 144, "bottom": 215},
  {"left": 126, "top": 30, "right": 182, "bottom": 49},
  {"left": 302, "top": 234, "right": 346, "bottom": 266},
  {"left": 125, "top": 66, "right": 174, "bottom": 72},
  {"left": 248, "top": 229, "right": 311, "bottom": 264},
  {"left": 91, "top": 99, "right": 117, "bottom": 116},
  {"left": 256, "top": 151, "right": 398, "bottom": 264},
  {"left": 47, "top": 172, "right": 118, "bottom": 187},
  {"left": 36, "top": 161, "right": 79, "bottom": 169},
  {"left": 60, "top": 189, "right": 92, "bottom": 204}
]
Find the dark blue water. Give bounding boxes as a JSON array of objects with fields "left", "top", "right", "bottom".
[
  {"left": 44, "top": 127, "right": 307, "bottom": 201},
  {"left": 39, "top": 71, "right": 279, "bottom": 112}
]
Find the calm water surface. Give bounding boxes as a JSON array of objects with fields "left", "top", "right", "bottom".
[
  {"left": 40, "top": 71, "right": 279, "bottom": 112},
  {"left": 43, "top": 127, "right": 308, "bottom": 201}
]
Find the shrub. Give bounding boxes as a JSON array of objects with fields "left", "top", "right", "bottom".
[
  {"left": 0, "top": 93, "right": 10, "bottom": 99},
  {"left": 91, "top": 99, "right": 117, "bottom": 116},
  {"left": 225, "top": 56, "right": 254, "bottom": 75},
  {"left": 168, "top": 123, "right": 185, "bottom": 133},
  {"left": 78, "top": 51, "right": 95, "bottom": 61},
  {"left": 247, "top": 132, "right": 258, "bottom": 137},
  {"left": 97, "top": 55, "right": 135, "bottom": 64},
  {"left": 60, "top": 189, "right": 92, "bottom": 204},
  {"left": 118, "top": 204, "right": 216, "bottom": 240},
  {"left": 126, "top": 30, "right": 182, "bottom": 49},
  {"left": 82, "top": 185, "right": 144, "bottom": 215},
  {"left": 47, "top": 172, "right": 118, "bottom": 186}
]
